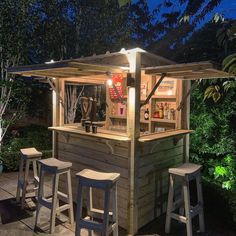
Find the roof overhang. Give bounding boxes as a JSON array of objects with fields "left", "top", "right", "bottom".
[
  {"left": 7, "top": 48, "right": 175, "bottom": 82},
  {"left": 8, "top": 60, "right": 123, "bottom": 81},
  {"left": 145, "top": 61, "right": 231, "bottom": 80}
]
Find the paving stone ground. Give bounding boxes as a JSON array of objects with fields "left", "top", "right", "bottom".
[{"left": 0, "top": 172, "right": 235, "bottom": 236}]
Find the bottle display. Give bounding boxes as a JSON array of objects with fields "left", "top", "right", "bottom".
[
  {"left": 144, "top": 105, "right": 149, "bottom": 120},
  {"left": 159, "top": 103, "right": 164, "bottom": 119},
  {"left": 153, "top": 102, "right": 176, "bottom": 120},
  {"left": 164, "top": 103, "right": 168, "bottom": 119}
]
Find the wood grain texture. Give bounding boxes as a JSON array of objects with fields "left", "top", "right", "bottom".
[
  {"left": 137, "top": 137, "right": 185, "bottom": 228},
  {"left": 56, "top": 132, "right": 130, "bottom": 229}
]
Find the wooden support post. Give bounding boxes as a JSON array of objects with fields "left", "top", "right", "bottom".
[
  {"left": 182, "top": 80, "right": 191, "bottom": 162},
  {"left": 127, "top": 51, "right": 141, "bottom": 235},
  {"left": 52, "top": 78, "right": 60, "bottom": 158}
]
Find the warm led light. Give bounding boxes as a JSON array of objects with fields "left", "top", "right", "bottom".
[
  {"left": 120, "top": 66, "right": 129, "bottom": 71},
  {"left": 45, "top": 59, "right": 55, "bottom": 64},
  {"left": 120, "top": 47, "right": 146, "bottom": 54},
  {"left": 167, "top": 90, "right": 173, "bottom": 95},
  {"left": 107, "top": 79, "right": 113, "bottom": 86}
]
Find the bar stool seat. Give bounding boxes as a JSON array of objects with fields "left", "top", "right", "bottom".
[
  {"left": 35, "top": 158, "right": 74, "bottom": 234},
  {"left": 165, "top": 163, "right": 205, "bottom": 236},
  {"left": 39, "top": 157, "right": 72, "bottom": 171},
  {"left": 75, "top": 169, "right": 120, "bottom": 236},
  {"left": 16, "top": 147, "right": 42, "bottom": 209},
  {"left": 169, "top": 163, "right": 202, "bottom": 176},
  {"left": 21, "top": 148, "right": 42, "bottom": 159},
  {"left": 78, "top": 169, "right": 120, "bottom": 186}
]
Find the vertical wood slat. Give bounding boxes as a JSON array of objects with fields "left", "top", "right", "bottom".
[
  {"left": 127, "top": 51, "right": 141, "bottom": 235},
  {"left": 56, "top": 132, "right": 130, "bottom": 230},
  {"left": 137, "top": 137, "right": 185, "bottom": 228}
]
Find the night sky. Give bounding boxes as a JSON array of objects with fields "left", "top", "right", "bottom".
[{"left": 147, "top": 0, "right": 236, "bottom": 20}]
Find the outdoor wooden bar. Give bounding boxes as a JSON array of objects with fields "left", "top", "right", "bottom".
[{"left": 8, "top": 48, "right": 229, "bottom": 235}]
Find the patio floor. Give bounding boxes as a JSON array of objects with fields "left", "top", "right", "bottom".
[{"left": 0, "top": 171, "right": 235, "bottom": 236}]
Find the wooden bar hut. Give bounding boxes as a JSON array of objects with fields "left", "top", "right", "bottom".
[{"left": 8, "top": 48, "right": 230, "bottom": 235}]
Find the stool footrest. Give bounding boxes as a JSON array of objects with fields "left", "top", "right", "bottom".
[
  {"left": 39, "top": 197, "right": 53, "bottom": 209},
  {"left": 190, "top": 203, "right": 203, "bottom": 218},
  {"left": 57, "top": 191, "right": 69, "bottom": 203},
  {"left": 26, "top": 187, "right": 38, "bottom": 194},
  {"left": 57, "top": 204, "right": 70, "bottom": 213},
  {"left": 79, "top": 218, "right": 103, "bottom": 231},
  {"left": 89, "top": 207, "right": 113, "bottom": 217},
  {"left": 170, "top": 213, "right": 187, "bottom": 223},
  {"left": 88, "top": 208, "right": 113, "bottom": 222}
]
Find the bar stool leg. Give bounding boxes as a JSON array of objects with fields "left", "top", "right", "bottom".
[
  {"left": 75, "top": 182, "right": 83, "bottom": 236},
  {"left": 33, "top": 161, "right": 39, "bottom": 197},
  {"left": 67, "top": 169, "right": 74, "bottom": 225},
  {"left": 33, "top": 161, "right": 38, "bottom": 185},
  {"left": 16, "top": 158, "right": 24, "bottom": 203},
  {"left": 183, "top": 178, "right": 192, "bottom": 236},
  {"left": 103, "top": 187, "right": 110, "bottom": 236},
  {"left": 21, "top": 159, "right": 30, "bottom": 209},
  {"left": 35, "top": 168, "right": 44, "bottom": 228},
  {"left": 112, "top": 183, "right": 118, "bottom": 236},
  {"left": 165, "top": 174, "right": 174, "bottom": 234},
  {"left": 87, "top": 187, "right": 94, "bottom": 236},
  {"left": 196, "top": 175, "right": 205, "bottom": 232},
  {"left": 179, "top": 186, "right": 185, "bottom": 216},
  {"left": 50, "top": 173, "right": 59, "bottom": 234}
]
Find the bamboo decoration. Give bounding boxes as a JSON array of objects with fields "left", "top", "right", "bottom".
[{"left": 64, "top": 85, "right": 84, "bottom": 124}]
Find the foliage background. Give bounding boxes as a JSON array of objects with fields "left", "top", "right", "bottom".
[{"left": 0, "top": 0, "right": 235, "bottom": 226}]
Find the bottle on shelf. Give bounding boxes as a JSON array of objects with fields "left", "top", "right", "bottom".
[
  {"left": 159, "top": 103, "right": 164, "bottom": 119},
  {"left": 144, "top": 105, "right": 149, "bottom": 120},
  {"left": 167, "top": 104, "right": 171, "bottom": 120},
  {"left": 164, "top": 102, "right": 168, "bottom": 119},
  {"left": 153, "top": 102, "right": 160, "bottom": 118},
  {"left": 170, "top": 108, "right": 176, "bottom": 120}
]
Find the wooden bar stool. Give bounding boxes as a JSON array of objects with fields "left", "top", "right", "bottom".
[
  {"left": 35, "top": 158, "right": 74, "bottom": 234},
  {"left": 75, "top": 169, "right": 120, "bottom": 236},
  {"left": 165, "top": 163, "right": 205, "bottom": 236},
  {"left": 16, "top": 147, "right": 42, "bottom": 209}
]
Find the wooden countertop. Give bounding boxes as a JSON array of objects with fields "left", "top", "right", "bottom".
[
  {"left": 49, "top": 126, "right": 131, "bottom": 142},
  {"left": 49, "top": 126, "right": 192, "bottom": 143},
  {"left": 138, "top": 129, "right": 193, "bottom": 142}
]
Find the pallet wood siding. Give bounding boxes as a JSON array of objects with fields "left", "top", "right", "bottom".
[
  {"left": 56, "top": 132, "right": 130, "bottom": 229},
  {"left": 137, "top": 137, "right": 184, "bottom": 228}
]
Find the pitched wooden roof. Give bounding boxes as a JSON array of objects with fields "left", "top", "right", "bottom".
[
  {"left": 8, "top": 48, "right": 230, "bottom": 81},
  {"left": 8, "top": 48, "right": 174, "bottom": 80},
  {"left": 144, "top": 61, "right": 230, "bottom": 80}
]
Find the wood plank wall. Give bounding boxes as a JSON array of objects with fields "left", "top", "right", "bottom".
[
  {"left": 56, "top": 132, "right": 130, "bottom": 229},
  {"left": 137, "top": 137, "right": 184, "bottom": 228}
]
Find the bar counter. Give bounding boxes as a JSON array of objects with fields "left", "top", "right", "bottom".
[{"left": 49, "top": 125, "right": 191, "bottom": 230}]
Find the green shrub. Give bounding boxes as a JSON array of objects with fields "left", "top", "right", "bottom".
[
  {"left": 0, "top": 125, "right": 52, "bottom": 171},
  {"left": 190, "top": 85, "right": 236, "bottom": 157},
  {"left": 190, "top": 81, "right": 236, "bottom": 225},
  {"left": 0, "top": 149, "right": 52, "bottom": 171}
]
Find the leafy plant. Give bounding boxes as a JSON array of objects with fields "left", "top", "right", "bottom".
[
  {"left": 207, "top": 155, "right": 236, "bottom": 191},
  {"left": 223, "top": 53, "right": 236, "bottom": 75},
  {"left": 0, "top": 125, "right": 52, "bottom": 171},
  {"left": 204, "top": 85, "right": 221, "bottom": 102}
]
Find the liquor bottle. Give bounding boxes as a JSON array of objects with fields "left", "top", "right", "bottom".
[
  {"left": 167, "top": 104, "right": 171, "bottom": 120},
  {"left": 164, "top": 103, "right": 168, "bottom": 119},
  {"left": 156, "top": 103, "right": 160, "bottom": 118},
  {"left": 144, "top": 106, "right": 149, "bottom": 120},
  {"left": 159, "top": 103, "right": 164, "bottom": 119}
]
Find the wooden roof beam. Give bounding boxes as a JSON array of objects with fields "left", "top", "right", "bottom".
[{"left": 144, "top": 61, "right": 218, "bottom": 75}]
